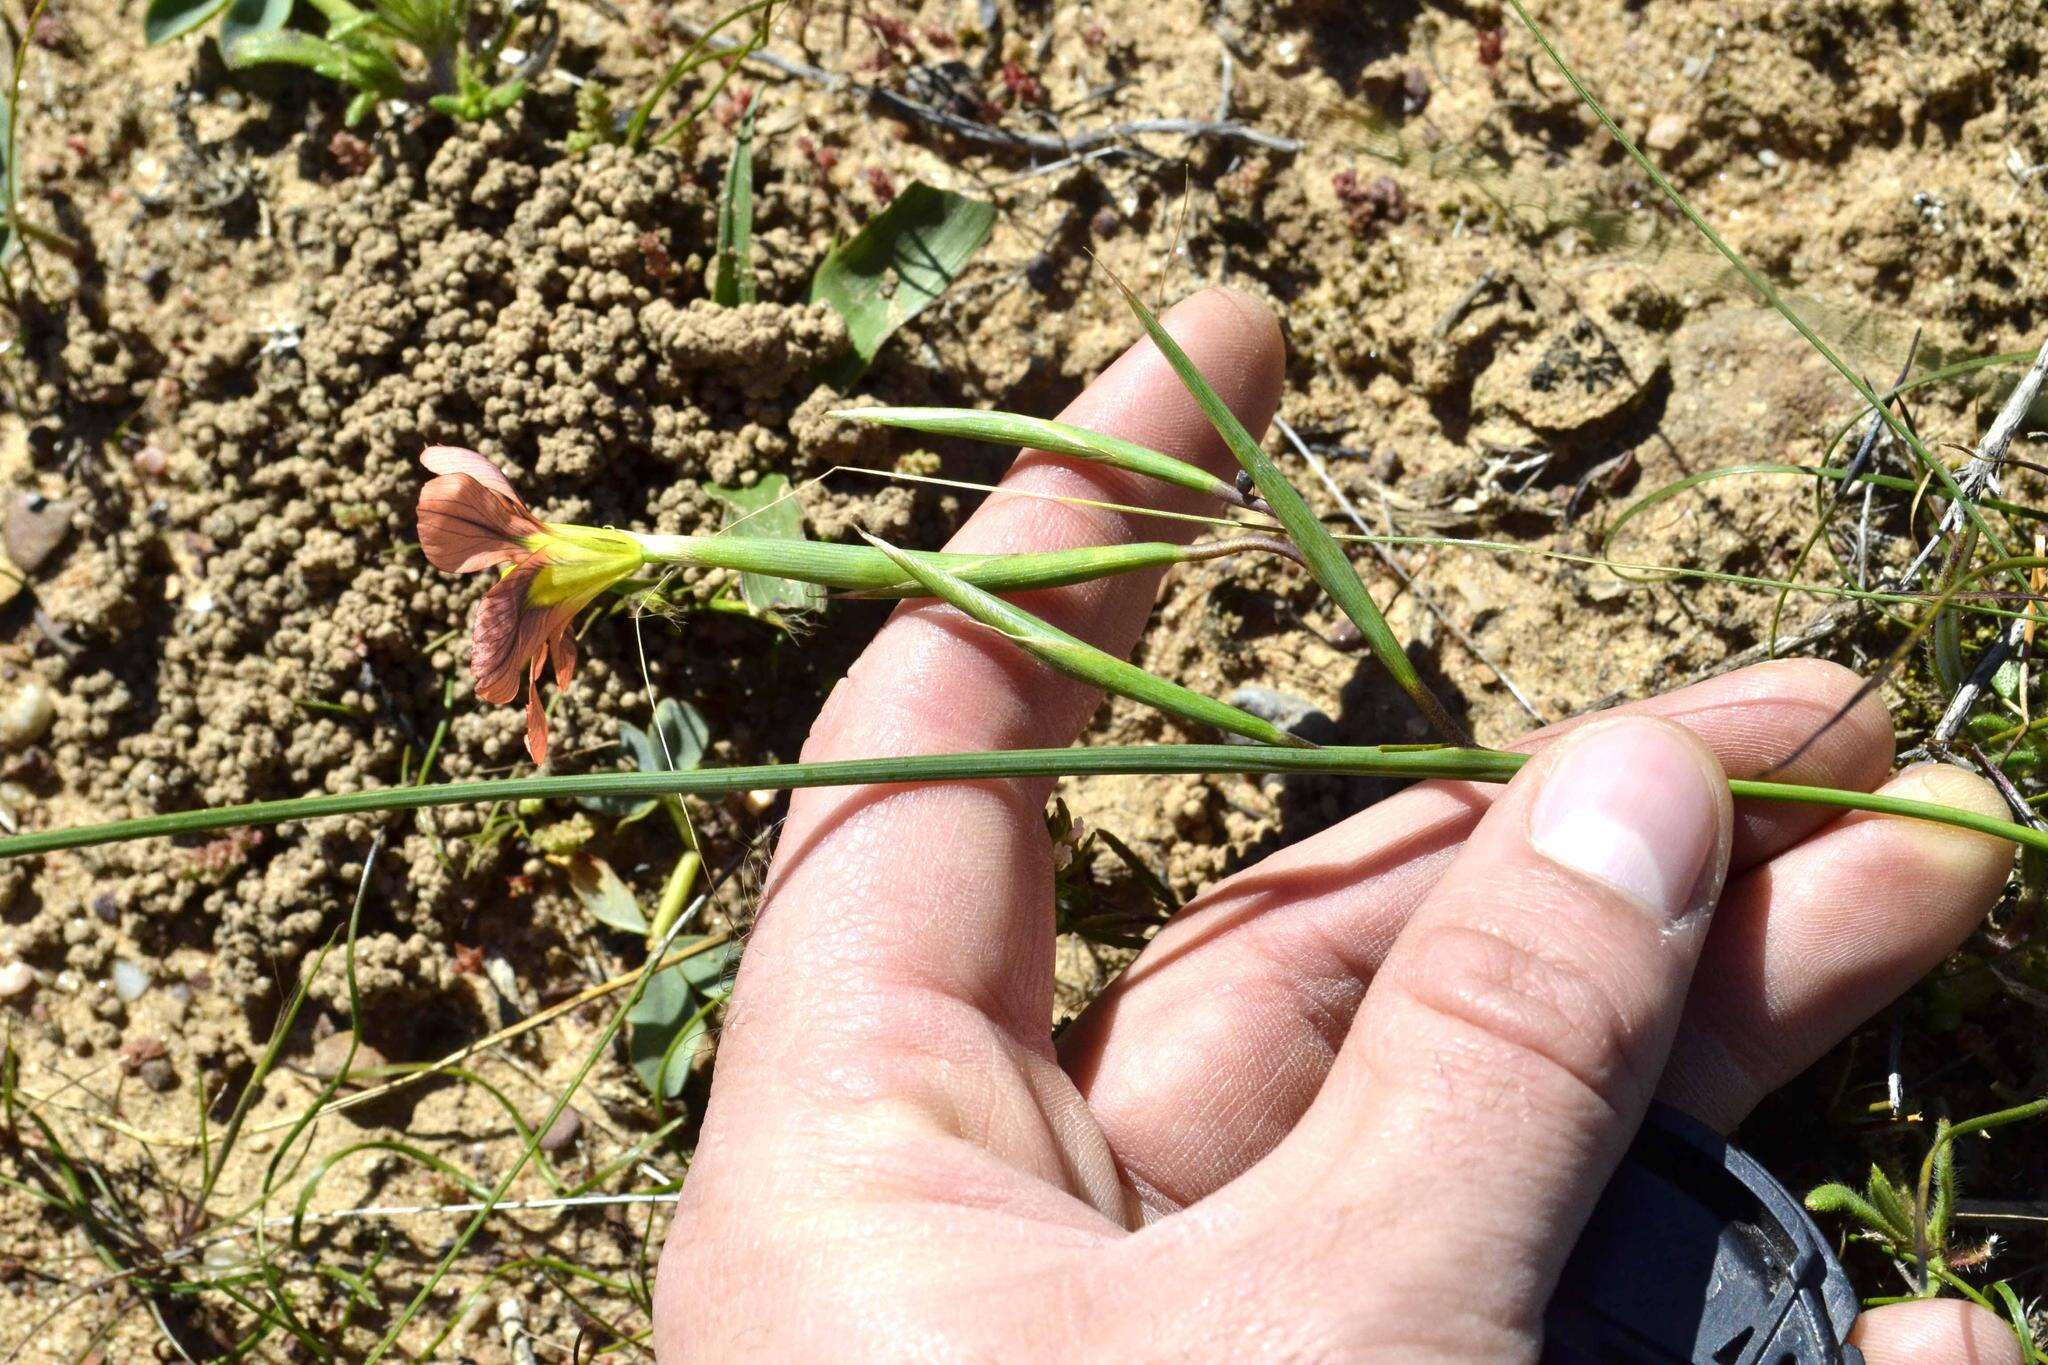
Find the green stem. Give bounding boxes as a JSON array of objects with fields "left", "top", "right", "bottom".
[
  {"left": 634, "top": 532, "right": 1296, "bottom": 596},
  {"left": 3, "top": 744, "right": 2039, "bottom": 859}
]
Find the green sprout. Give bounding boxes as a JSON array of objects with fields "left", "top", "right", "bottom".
[{"left": 147, "top": 0, "right": 556, "bottom": 126}]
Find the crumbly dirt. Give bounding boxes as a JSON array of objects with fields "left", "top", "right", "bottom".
[{"left": 0, "top": 0, "right": 2045, "bottom": 1357}]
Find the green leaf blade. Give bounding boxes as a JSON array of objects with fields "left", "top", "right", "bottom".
[
  {"left": 1106, "top": 275, "right": 1469, "bottom": 745},
  {"left": 835, "top": 406, "right": 1246, "bottom": 506},
  {"left": 566, "top": 854, "right": 648, "bottom": 936},
  {"left": 811, "top": 183, "right": 995, "bottom": 385},
  {"left": 705, "top": 475, "right": 828, "bottom": 615},
  {"left": 860, "top": 531, "right": 1313, "bottom": 750},
  {"left": 711, "top": 101, "right": 757, "bottom": 306},
  {"left": 219, "top": 0, "right": 293, "bottom": 54},
  {"left": 144, "top": 0, "right": 231, "bottom": 45}
]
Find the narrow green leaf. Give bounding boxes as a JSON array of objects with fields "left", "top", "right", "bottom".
[
  {"left": 1805, "top": 1182, "right": 1903, "bottom": 1247},
  {"left": 0, "top": 89, "right": 15, "bottom": 267},
  {"left": 144, "top": 0, "right": 231, "bottom": 44},
  {"left": 566, "top": 854, "right": 648, "bottom": 936},
  {"left": 705, "top": 476, "right": 828, "bottom": 615},
  {"left": 835, "top": 406, "right": 1248, "bottom": 506},
  {"left": 1927, "top": 1117, "right": 1959, "bottom": 1250},
  {"left": 219, "top": 0, "right": 293, "bottom": 54},
  {"left": 860, "top": 531, "right": 1313, "bottom": 749},
  {"left": 711, "top": 101, "right": 757, "bottom": 306},
  {"left": 1104, "top": 273, "right": 1470, "bottom": 744},
  {"left": 811, "top": 183, "right": 995, "bottom": 385},
  {"left": 1991, "top": 1282, "right": 2039, "bottom": 1362},
  {"left": 1866, "top": 1165, "right": 1915, "bottom": 1244}
]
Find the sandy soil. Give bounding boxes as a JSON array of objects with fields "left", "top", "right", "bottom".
[{"left": 0, "top": 0, "right": 2044, "bottom": 1356}]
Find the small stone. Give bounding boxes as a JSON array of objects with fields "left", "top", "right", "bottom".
[
  {"left": 138, "top": 1058, "right": 178, "bottom": 1093},
  {"left": 4, "top": 494, "right": 72, "bottom": 572},
  {"left": 0, "top": 681, "right": 55, "bottom": 750},
  {"left": 1227, "top": 686, "right": 1338, "bottom": 744},
  {"left": 110, "top": 959, "right": 150, "bottom": 1002},
  {"left": 120, "top": 1034, "right": 167, "bottom": 1072},
  {"left": 0, "top": 961, "right": 35, "bottom": 999},
  {"left": 1399, "top": 68, "right": 1431, "bottom": 115},
  {"left": 309, "top": 1030, "right": 388, "bottom": 1083},
  {"left": 1644, "top": 113, "right": 1690, "bottom": 152},
  {"left": 538, "top": 1106, "right": 584, "bottom": 1153}
]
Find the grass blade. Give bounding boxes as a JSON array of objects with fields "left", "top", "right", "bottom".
[
  {"left": 859, "top": 529, "right": 1313, "bottom": 749},
  {"left": 1104, "top": 272, "right": 1470, "bottom": 743},
  {"left": 834, "top": 406, "right": 1252, "bottom": 507},
  {"left": 711, "top": 98, "right": 756, "bottom": 306},
  {"left": 0, "top": 744, "right": 2041, "bottom": 859}
]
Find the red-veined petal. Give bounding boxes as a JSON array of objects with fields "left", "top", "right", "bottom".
[
  {"left": 422, "top": 446, "right": 527, "bottom": 508},
  {"left": 525, "top": 656, "right": 549, "bottom": 766},
  {"left": 417, "top": 473, "right": 546, "bottom": 573},
  {"left": 470, "top": 554, "right": 579, "bottom": 707}
]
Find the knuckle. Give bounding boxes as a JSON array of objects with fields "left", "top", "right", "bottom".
[{"left": 1383, "top": 922, "right": 1649, "bottom": 1112}]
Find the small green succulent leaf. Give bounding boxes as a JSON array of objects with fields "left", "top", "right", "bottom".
[
  {"left": 218, "top": 0, "right": 292, "bottom": 55},
  {"left": 629, "top": 698, "right": 710, "bottom": 774},
  {"left": 626, "top": 963, "right": 698, "bottom": 1099},
  {"left": 627, "top": 939, "right": 733, "bottom": 1101},
  {"left": 144, "top": 0, "right": 232, "bottom": 45},
  {"left": 566, "top": 854, "right": 648, "bottom": 936},
  {"left": 1994, "top": 658, "right": 2026, "bottom": 702},
  {"left": 581, "top": 699, "right": 711, "bottom": 822},
  {"left": 706, "top": 476, "right": 828, "bottom": 615},
  {"left": 811, "top": 182, "right": 995, "bottom": 384},
  {"left": 676, "top": 938, "right": 736, "bottom": 992}
]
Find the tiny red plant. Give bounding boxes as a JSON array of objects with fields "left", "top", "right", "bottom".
[
  {"left": 999, "top": 60, "right": 1047, "bottom": 109},
  {"left": 1333, "top": 170, "right": 1408, "bottom": 236}
]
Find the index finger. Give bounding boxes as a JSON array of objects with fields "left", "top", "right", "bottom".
[{"left": 705, "top": 288, "right": 1286, "bottom": 1164}]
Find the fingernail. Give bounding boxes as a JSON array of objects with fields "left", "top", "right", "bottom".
[{"left": 1528, "top": 718, "right": 1727, "bottom": 921}]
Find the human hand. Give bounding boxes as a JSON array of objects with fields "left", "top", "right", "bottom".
[{"left": 655, "top": 289, "right": 2020, "bottom": 1363}]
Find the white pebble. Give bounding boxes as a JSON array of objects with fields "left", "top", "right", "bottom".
[
  {"left": 111, "top": 959, "right": 151, "bottom": 1002},
  {"left": 0, "top": 961, "right": 34, "bottom": 998},
  {"left": 0, "top": 680, "right": 54, "bottom": 750}
]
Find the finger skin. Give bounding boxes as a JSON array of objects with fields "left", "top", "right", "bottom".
[
  {"left": 1210, "top": 717, "right": 1733, "bottom": 1352},
  {"left": 670, "top": 291, "right": 1284, "bottom": 1220},
  {"left": 1852, "top": 1299, "right": 2025, "bottom": 1365},
  {"left": 1658, "top": 761, "right": 2015, "bottom": 1129},
  {"left": 1065, "top": 658, "right": 1895, "bottom": 1213}
]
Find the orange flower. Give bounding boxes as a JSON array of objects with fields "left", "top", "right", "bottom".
[{"left": 416, "top": 446, "right": 643, "bottom": 765}]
